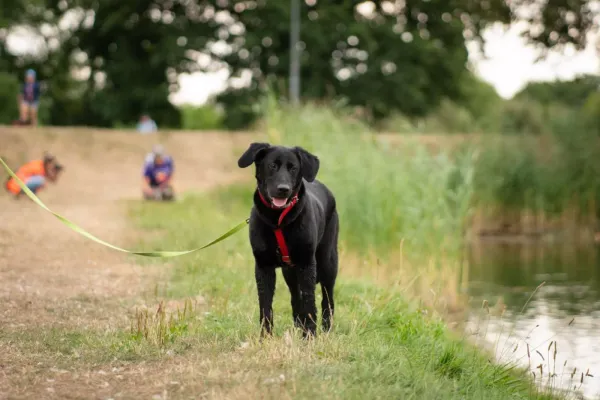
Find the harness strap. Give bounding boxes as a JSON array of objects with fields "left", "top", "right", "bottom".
[{"left": 258, "top": 190, "right": 299, "bottom": 265}]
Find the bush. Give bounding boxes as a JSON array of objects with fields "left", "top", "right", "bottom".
[
  {"left": 0, "top": 72, "right": 20, "bottom": 124},
  {"left": 379, "top": 101, "right": 481, "bottom": 134},
  {"left": 498, "top": 98, "right": 547, "bottom": 135},
  {"left": 418, "top": 99, "right": 477, "bottom": 134},
  {"left": 180, "top": 104, "right": 224, "bottom": 130},
  {"left": 376, "top": 112, "right": 418, "bottom": 133},
  {"left": 473, "top": 125, "right": 600, "bottom": 218},
  {"left": 581, "top": 91, "right": 600, "bottom": 136},
  {"left": 458, "top": 72, "right": 504, "bottom": 127},
  {"left": 218, "top": 87, "right": 263, "bottom": 130},
  {"left": 474, "top": 138, "right": 542, "bottom": 211}
]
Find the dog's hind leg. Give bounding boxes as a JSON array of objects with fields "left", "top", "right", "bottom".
[
  {"left": 317, "top": 211, "right": 339, "bottom": 332},
  {"left": 255, "top": 265, "right": 276, "bottom": 336},
  {"left": 317, "top": 249, "right": 337, "bottom": 332},
  {"left": 282, "top": 266, "right": 302, "bottom": 328}
]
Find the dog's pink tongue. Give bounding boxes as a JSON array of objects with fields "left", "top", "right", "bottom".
[{"left": 272, "top": 198, "right": 288, "bottom": 208}]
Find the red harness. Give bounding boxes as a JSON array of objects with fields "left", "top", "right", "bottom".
[{"left": 258, "top": 191, "right": 299, "bottom": 266}]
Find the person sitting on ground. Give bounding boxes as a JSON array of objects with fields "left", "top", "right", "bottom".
[
  {"left": 5, "top": 153, "right": 63, "bottom": 198},
  {"left": 142, "top": 145, "right": 174, "bottom": 201},
  {"left": 18, "top": 69, "right": 42, "bottom": 126},
  {"left": 137, "top": 114, "right": 158, "bottom": 134}
]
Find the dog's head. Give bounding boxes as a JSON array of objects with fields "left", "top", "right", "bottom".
[{"left": 238, "top": 143, "right": 319, "bottom": 209}]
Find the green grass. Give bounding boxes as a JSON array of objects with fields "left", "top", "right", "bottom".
[
  {"left": 115, "top": 186, "right": 557, "bottom": 399},
  {"left": 180, "top": 104, "right": 224, "bottom": 130},
  {"left": 261, "top": 98, "right": 476, "bottom": 261}
]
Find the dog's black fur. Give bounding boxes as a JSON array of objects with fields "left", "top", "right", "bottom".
[{"left": 238, "top": 143, "right": 339, "bottom": 337}]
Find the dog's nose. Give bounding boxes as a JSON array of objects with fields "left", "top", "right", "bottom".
[{"left": 276, "top": 184, "right": 291, "bottom": 196}]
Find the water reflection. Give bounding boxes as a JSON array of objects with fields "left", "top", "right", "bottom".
[{"left": 465, "top": 241, "right": 600, "bottom": 399}]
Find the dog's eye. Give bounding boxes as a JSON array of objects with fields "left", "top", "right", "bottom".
[
  {"left": 268, "top": 162, "right": 277, "bottom": 170},
  {"left": 289, "top": 166, "right": 298, "bottom": 173}
]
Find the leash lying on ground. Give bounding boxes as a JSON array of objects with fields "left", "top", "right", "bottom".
[{"left": 0, "top": 156, "right": 248, "bottom": 258}]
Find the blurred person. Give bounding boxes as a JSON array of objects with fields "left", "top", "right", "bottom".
[
  {"left": 137, "top": 114, "right": 158, "bottom": 134},
  {"left": 18, "top": 69, "right": 42, "bottom": 126},
  {"left": 142, "top": 145, "right": 174, "bottom": 201},
  {"left": 5, "top": 153, "right": 64, "bottom": 198}
]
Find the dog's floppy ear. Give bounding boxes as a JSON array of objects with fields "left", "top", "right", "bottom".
[
  {"left": 294, "top": 146, "right": 320, "bottom": 182},
  {"left": 238, "top": 142, "right": 270, "bottom": 168}
]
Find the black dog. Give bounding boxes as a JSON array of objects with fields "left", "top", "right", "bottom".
[{"left": 238, "top": 143, "right": 339, "bottom": 337}]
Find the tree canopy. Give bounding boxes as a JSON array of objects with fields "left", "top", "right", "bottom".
[{"left": 0, "top": 0, "right": 597, "bottom": 128}]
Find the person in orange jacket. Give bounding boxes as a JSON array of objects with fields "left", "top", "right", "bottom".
[{"left": 4, "top": 153, "right": 63, "bottom": 198}]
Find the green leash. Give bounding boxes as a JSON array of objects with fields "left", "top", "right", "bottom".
[{"left": 1, "top": 156, "right": 248, "bottom": 258}]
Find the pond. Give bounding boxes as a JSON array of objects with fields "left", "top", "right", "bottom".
[{"left": 464, "top": 241, "right": 600, "bottom": 399}]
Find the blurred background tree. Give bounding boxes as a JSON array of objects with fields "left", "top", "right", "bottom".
[{"left": 0, "top": 0, "right": 598, "bottom": 129}]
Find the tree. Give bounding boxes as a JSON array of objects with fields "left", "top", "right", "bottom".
[
  {"left": 48, "top": 0, "right": 223, "bottom": 127},
  {"left": 509, "top": 0, "right": 598, "bottom": 52},
  {"left": 515, "top": 75, "right": 600, "bottom": 108},
  {"left": 2, "top": 0, "right": 598, "bottom": 128},
  {"left": 214, "top": 0, "right": 513, "bottom": 127},
  {"left": 3, "top": 0, "right": 223, "bottom": 127}
]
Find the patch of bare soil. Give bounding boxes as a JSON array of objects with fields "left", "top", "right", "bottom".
[{"left": 0, "top": 127, "right": 254, "bottom": 398}]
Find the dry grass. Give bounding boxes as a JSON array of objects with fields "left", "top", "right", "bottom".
[
  {"left": 0, "top": 126, "right": 254, "bottom": 398},
  {"left": 339, "top": 247, "right": 466, "bottom": 319}
]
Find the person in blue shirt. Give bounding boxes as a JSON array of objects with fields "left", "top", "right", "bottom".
[
  {"left": 18, "top": 69, "right": 42, "bottom": 126},
  {"left": 142, "top": 145, "right": 175, "bottom": 201},
  {"left": 137, "top": 114, "right": 158, "bottom": 134}
]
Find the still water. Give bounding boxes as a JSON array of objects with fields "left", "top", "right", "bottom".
[{"left": 465, "top": 241, "right": 600, "bottom": 399}]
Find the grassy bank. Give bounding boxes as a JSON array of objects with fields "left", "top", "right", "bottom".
[{"left": 121, "top": 186, "right": 555, "bottom": 399}]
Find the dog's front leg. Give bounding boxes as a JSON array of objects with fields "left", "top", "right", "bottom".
[
  {"left": 255, "top": 265, "right": 276, "bottom": 336},
  {"left": 297, "top": 263, "right": 318, "bottom": 338}
]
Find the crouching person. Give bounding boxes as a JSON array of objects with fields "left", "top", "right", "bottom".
[
  {"left": 142, "top": 145, "right": 175, "bottom": 201},
  {"left": 5, "top": 153, "right": 63, "bottom": 198}
]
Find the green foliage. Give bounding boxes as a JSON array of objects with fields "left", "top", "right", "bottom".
[
  {"left": 180, "top": 104, "right": 224, "bottom": 130},
  {"left": 0, "top": 72, "right": 19, "bottom": 124},
  {"left": 218, "top": 88, "right": 266, "bottom": 130},
  {"left": 497, "top": 98, "right": 548, "bottom": 135},
  {"left": 473, "top": 126, "right": 600, "bottom": 218},
  {"left": 262, "top": 99, "right": 476, "bottom": 258},
  {"left": 457, "top": 72, "right": 505, "bottom": 132},
  {"left": 515, "top": 75, "right": 600, "bottom": 109},
  {"left": 581, "top": 91, "right": 600, "bottom": 136},
  {"left": 420, "top": 99, "right": 478, "bottom": 134},
  {"left": 214, "top": 0, "right": 510, "bottom": 127},
  {"left": 510, "top": 0, "right": 597, "bottom": 52},
  {"left": 1, "top": 0, "right": 597, "bottom": 129},
  {"left": 378, "top": 73, "right": 600, "bottom": 137},
  {"left": 474, "top": 138, "right": 543, "bottom": 210}
]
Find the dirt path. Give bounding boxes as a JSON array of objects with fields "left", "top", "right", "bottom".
[{"left": 0, "top": 127, "right": 253, "bottom": 398}]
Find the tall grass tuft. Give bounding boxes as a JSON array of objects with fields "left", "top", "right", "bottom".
[
  {"left": 261, "top": 95, "right": 477, "bottom": 261},
  {"left": 131, "top": 299, "right": 195, "bottom": 347},
  {"left": 471, "top": 121, "right": 600, "bottom": 236}
]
